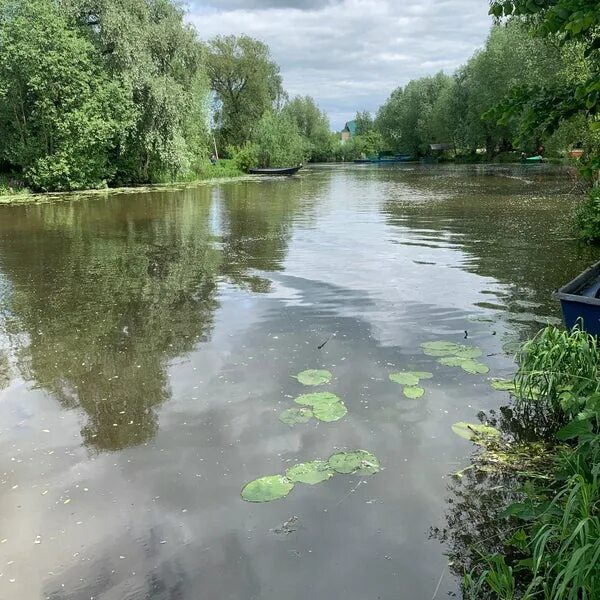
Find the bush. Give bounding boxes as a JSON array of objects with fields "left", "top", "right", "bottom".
[
  {"left": 574, "top": 187, "right": 600, "bottom": 244},
  {"left": 252, "top": 111, "right": 308, "bottom": 168},
  {"left": 228, "top": 143, "right": 259, "bottom": 172}
]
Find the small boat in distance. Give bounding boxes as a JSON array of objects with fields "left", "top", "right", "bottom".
[{"left": 248, "top": 165, "right": 303, "bottom": 176}]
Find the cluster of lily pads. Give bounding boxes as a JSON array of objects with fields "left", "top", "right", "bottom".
[
  {"left": 279, "top": 369, "right": 348, "bottom": 426},
  {"left": 421, "top": 341, "right": 489, "bottom": 375},
  {"left": 241, "top": 450, "right": 381, "bottom": 503},
  {"left": 388, "top": 370, "right": 433, "bottom": 398}
]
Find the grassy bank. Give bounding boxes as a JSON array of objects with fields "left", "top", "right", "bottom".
[
  {"left": 448, "top": 325, "right": 600, "bottom": 599},
  {"left": 0, "top": 160, "right": 245, "bottom": 204}
]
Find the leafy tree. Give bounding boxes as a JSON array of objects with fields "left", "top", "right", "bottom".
[
  {"left": 0, "top": 0, "right": 128, "bottom": 191},
  {"left": 205, "top": 35, "right": 284, "bottom": 150},
  {"left": 355, "top": 110, "right": 375, "bottom": 135},
  {"left": 282, "top": 96, "right": 333, "bottom": 161},
  {"left": 63, "top": 0, "right": 209, "bottom": 183},
  {"left": 252, "top": 111, "right": 308, "bottom": 168}
]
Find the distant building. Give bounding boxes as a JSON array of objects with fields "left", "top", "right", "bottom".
[{"left": 341, "top": 120, "right": 357, "bottom": 143}]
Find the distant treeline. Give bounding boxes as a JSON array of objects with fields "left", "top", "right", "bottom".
[{"left": 371, "top": 20, "right": 598, "bottom": 159}]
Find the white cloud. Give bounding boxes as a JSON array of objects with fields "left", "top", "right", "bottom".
[{"left": 186, "top": 0, "right": 492, "bottom": 129}]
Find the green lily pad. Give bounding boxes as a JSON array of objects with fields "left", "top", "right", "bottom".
[
  {"left": 313, "top": 401, "right": 347, "bottom": 422},
  {"left": 389, "top": 372, "right": 420, "bottom": 386},
  {"left": 286, "top": 460, "right": 334, "bottom": 485},
  {"left": 294, "top": 369, "right": 332, "bottom": 386},
  {"left": 460, "top": 360, "right": 489, "bottom": 375},
  {"left": 328, "top": 450, "right": 381, "bottom": 475},
  {"left": 389, "top": 371, "right": 433, "bottom": 386},
  {"left": 279, "top": 407, "right": 314, "bottom": 426},
  {"left": 295, "top": 392, "right": 341, "bottom": 408},
  {"left": 241, "top": 475, "right": 295, "bottom": 503},
  {"left": 451, "top": 422, "right": 501, "bottom": 442},
  {"left": 438, "top": 356, "right": 466, "bottom": 367},
  {"left": 490, "top": 378, "right": 516, "bottom": 392},
  {"left": 403, "top": 385, "right": 425, "bottom": 399},
  {"left": 438, "top": 356, "right": 489, "bottom": 374},
  {"left": 421, "top": 341, "right": 482, "bottom": 359}
]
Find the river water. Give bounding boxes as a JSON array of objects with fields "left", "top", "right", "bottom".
[{"left": 0, "top": 164, "right": 597, "bottom": 600}]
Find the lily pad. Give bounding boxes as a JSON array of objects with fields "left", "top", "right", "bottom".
[
  {"left": 241, "top": 475, "right": 295, "bottom": 503},
  {"left": 313, "top": 401, "right": 347, "bottom": 422},
  {"left": 286, "top": 460, "right": 334, "bottom": 485},
  {"left": 490, "top": 378, "right": 516, "bottom": 392},
  {"left": 452, "top": 422, "right": 501, "bottom": 442},
  {"left": 389, "top": 371, "right": 433, "bottom": 386},
  {"left": 438, "top": 356, "right": 489, "bottom": 374},
  {"left": 389, "top": 372, "right": 420, "bottom": 386},
  {"left": 294, "top": 369, "right": 332, "bottom": 386},
  {"left": 421, "top": 341, "right": 482, "bottom": 359},
  {"left": 460, "top": 360, "right": 489, "bottom": 375},
  {"left": 328, "top": 450, "right": 381, "bottom": 475},
  {"left": 279, "top": 407, "right": 314, "bottom": 426},
  {"left": 403, "top": 385, "right": 425, "bottom": 399},
  {"left": 295, "top": 392, "right": 341, "bottom": 408}
]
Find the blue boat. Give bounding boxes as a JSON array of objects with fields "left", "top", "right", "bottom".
[{"left": 555, "top": 260, "right": 600, "bottom": 335}]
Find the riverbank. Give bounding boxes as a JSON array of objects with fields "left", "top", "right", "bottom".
[{"left": 0, "top": 160, "right": 245, "bottom": 205}]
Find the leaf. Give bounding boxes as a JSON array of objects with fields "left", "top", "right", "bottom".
[
  {"left": 389, "top": 371, "right": 433, "bottom": 386},
  {"left": 241, "top": 475, "right": 294, "bottom": 503},
  {"left": 313, "top": 401, "right": 347, "bottom": 422},
  {"left": 403, "top": 385, "right": 425, "bottom": 399},
  {"left": 451, "top": 422, "right": 501, "bottom": 441},
  {"left": 295, "top": 392, "right": 341, "bottom": 408},
  {"left": 328, "top": 450, "right": 381, "bottom": 475},
  {"left": 294, "top": 369, "right": 332, "bottom": 386},
  {"left": 421, "top": 341, "right": 482, "bottom": 358},
  {"left": 556, "top": 418, "right": 593, "bottom": 441},
  {"left": 389, "top": 372, "right": 420, "bottom": 386},
  {"left": 460, "top": 360, "right": 489, "bottom": 375},
  {"left": 279, "top": 407, "right": 314, "bottom": 426},
  {"left": 286, "top": 460, "right": 334, "bottom": 485},
  {"left": 490, "top": 378, "right": 516, "bottom": 392},
  {"left": 438, "top": 356, "right": 466, "bottom": 367}
]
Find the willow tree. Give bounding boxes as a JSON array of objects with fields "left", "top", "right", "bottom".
[{"left": 205, "top": 35, "right": 284, "bottom": 149}]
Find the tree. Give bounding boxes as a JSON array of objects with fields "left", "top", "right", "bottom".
[
  {"left": 251, "top": 111, "right": 308, "bottom": 168},
  {"left": 355, "top": 110, "right": 375, "bottom": 135},
  {"left": 0, "top": 0, "right": 128, "bottom": 191},
  {"left": 63, "top": 0, "right": 210, "bottom": 183},
  {"left": 282, "top": 96, "right": 332, "bottom": 161},
  {"left": 205, "top": 35, "right": 284, "bottom": 149}
]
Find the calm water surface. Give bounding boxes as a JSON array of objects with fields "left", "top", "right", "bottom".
[{"left": 0, "top": 164, "right": 598, "bottom": 599}]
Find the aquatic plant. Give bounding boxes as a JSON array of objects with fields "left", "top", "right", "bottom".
[
  {"left": 422, "top": 341, "right": 489, "bottom": 374},
  {"left": 241, "top": 449, "right": 381, "bottom": 502},
  {"left": 293, "top": 369, "right": 332, "bottom": 386},
  {"left": 294, "top": 392, "right": 347, "bottom": 422},
  {"left": 279, "top": 407, "right": 314, "bottom": 426},
  {"left": 389, "top": 371, "right": 432, "bottom": 399}
]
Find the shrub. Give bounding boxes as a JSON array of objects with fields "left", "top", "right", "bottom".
[{"left": 574, "top": 187, "right": 600, "bottom": 244}]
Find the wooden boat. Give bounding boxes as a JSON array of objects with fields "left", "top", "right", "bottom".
[
  {"left": 555, "top": 260, "right": 600, "bottom": 335},
  {"left": 248, "top": 165, "right": 302, "bottom": 176}
]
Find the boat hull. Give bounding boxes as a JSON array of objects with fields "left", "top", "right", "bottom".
[
  {"left": 555, "top": 260, "right": 600, "bottom": 335},
  {"left": 248, "top": 166, "right": 302, "bottom": 176}
]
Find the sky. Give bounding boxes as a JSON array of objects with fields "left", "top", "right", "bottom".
[{"left": 186, "top": 0, "right": 493, "bottom": 130}]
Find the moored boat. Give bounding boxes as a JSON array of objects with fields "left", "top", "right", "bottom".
[
  {"left": 248, "top": 165, "right": 302, "bottom": 176},
  {"left": 555, "top": 260, "right": 600, "bottom": 335}
]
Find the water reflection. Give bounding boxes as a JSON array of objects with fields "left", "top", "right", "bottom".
[{"left": 0, "top": 179, "right": 316, "bottom": 451}]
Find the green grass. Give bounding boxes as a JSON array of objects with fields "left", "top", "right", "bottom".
[{"left": 0, "top": 173, "right": 31, "bottom": 197}]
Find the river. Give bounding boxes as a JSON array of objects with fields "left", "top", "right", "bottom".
[{"left": 0, "top": 163, "right": 597, "bottom": 599}]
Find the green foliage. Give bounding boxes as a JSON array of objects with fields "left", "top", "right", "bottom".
[
  {"left": 206, "top": 35, "right": 284, "bottom": 149},
  {"left": 574, "top": 186, "right": 600, "bottom": 244},
  {"left": 514, "top": 325, "right": 600, "bottom": 435},
  {"left": 251, "top": 111, "right": 308, "bottom": 168},
  {"left": 282, "top": 96, "right": 333, "bottom": 162},
  {"left": 228, "top": 143, "right": 260, "bottom": 172},
  {"left": 354, "top": 110, "right": 375, "bottom": 135},
  {"left": 0, "top": 0, "right": 128, "bottom": 191}
]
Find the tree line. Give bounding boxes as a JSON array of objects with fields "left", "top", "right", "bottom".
[
  {"left": 0, "top": 0, "right": 333, "bottom": 191},
  {"left": 373, "top": 19, "right": 598, "bottom": 160}
]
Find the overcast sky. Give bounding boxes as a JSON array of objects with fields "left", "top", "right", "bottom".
[{"left": 186, "top": 0, "right": 493, "bottom": 129}]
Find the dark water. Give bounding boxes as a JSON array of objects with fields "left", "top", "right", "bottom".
[{"left": 0, "top": 164, "right": 597, "bottom": 600}]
